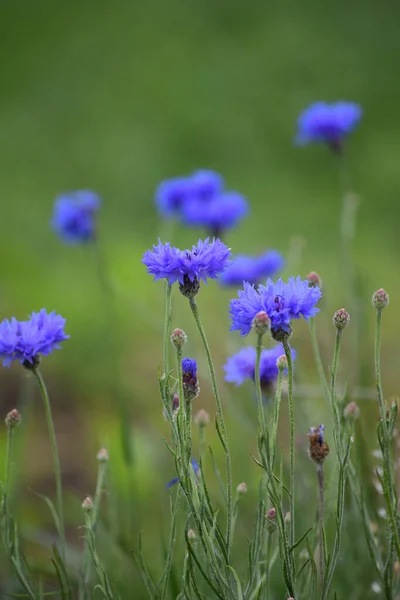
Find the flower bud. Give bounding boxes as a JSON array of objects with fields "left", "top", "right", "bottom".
[
  {"left": 96, "top": 448, "right": 109, "bottom": 462},
  {"left": 344, "top": 402, "right": 360, "bottom": 421},
  {"left": 236, "top": 482, "right": 247, "bottom": 495},
  {"left": 276, "top": 355, "right": 287, "bottom": 371},
  {"left": 194, "top": 409, "right": 209, "bottom": 427},
  {"left": 188, "top": 529, "right": 196, "bottom": 541},
  {"left": 171, "top": 328, "right": 187, "bottom": 348},
  {"left": 284, "top": 512, "right": 291, "bottom": 523},
  {"left": 306, "top": 271, "right": 322, "bottom": 288},
  {"left": 333, "top": 308, "right": 350, "bottom": 330},
  {"left": 271, "top": 326, "right": 292, "bottom": 343},
  {"left": 82, "top": 496, "right": 93, "bottom": 513},
  {"left": 308, "top": 425, "right": 330, "bottom": 464},
  {"left": 252, "top": 311, "right": 270, "bottom": 336},
  {"left": 179, "top": 275, "right": 200, "bottom": 298},
  {"left": 266, "top": 507, "right": 277, "bottom": 533},
  {"left": 266, "top": 507, "right": 276, "bottom": 520},
  {"left": 172, "top": 392, "right": 180, "bottom": 412},
  {"left": 182, "top": 358, "right": 199, "bottom": 402},
  {"left": 372, "top": 288, "right": 389, "bottom": 310},
  {"left": 5, "top": 409, "right": 21, "bottom": 429}
]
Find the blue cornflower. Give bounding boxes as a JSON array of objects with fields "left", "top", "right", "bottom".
[
  {"left": 166, "top": 458, "right": 200, "bottom": 488},
  {"left": 229, "top": 276, "right": 322, "bottom": 338},
  {"left": 295, "top": 101, "right": 362, "bottom": 147},
  {"left": 224, "top": 344, "right": 296, "bottom": 389},
  {"left": 0, "top": 309, "right": 69, "bottom": 367},
  {"left": 220, "top": 250, "right": 284, "bottom": 286},
  {"left": 51, "top": 191, "right": 101, "bottom": 244},
  {"left": 182, "top": 192, "right": 248, "bottom": 236},
  {"left": 190, "top": 169, "right": 224, "bottom": 201},
  {"left": 155, "top": 177, "right": 194, "bottom": 218},
  {"left": 182, "top": 357, "right": 199, "bottom": 401},
  {"left": 142, "top": 238, "right": 231, "bottom": 297}
]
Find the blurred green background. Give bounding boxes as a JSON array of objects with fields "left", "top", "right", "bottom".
[{"left": 0, "top": 0, "right": 399, "bottom": 597}]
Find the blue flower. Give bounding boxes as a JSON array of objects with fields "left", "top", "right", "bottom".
[
  {"left": 220, "top": 250, "right": 284, "bottom": 286},
  {"left": 155, "top": 177, "right": 194, "bottom": 218},
  {"left": 190, "top": 170, "right": 224, "bottom": 201},
  {"left": 295, "top": 101, "right": 362, "bottom": 146},
  {"left": 229, "top": 276, "right": 322, "bottom": 336},
  {"left": 0, "top": 309, "right": 69, "bottom": 367},
  {"left": 166, "top": 458, "right": 200, "bottom": 488},
  {"left": 142, "top": 238, "right": 231, "bottom": 287},
  {"left": 182, "top": 192, "right": 248, "bottom": 235},
  {"left": 51, "top": 191, "right": 101, "bottom": 244},
  {"left": 182, "top": 357, "right": 199, "bottom": 401},
  {"left": 224, "top": 345, "right": 296, "bottom": 388}
]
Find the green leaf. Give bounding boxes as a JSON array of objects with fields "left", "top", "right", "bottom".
[{"left": 290, "top": 526, "right": 314, "bottom": 553}]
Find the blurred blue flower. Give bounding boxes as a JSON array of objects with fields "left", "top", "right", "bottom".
[
  {"left": 190, "top": 169, "right": 224, "bottom": 201},
  {"left": 224, "top": 344, "right": 296, "bottom": 388},
  {"left": 142, "top": 238, "right": 231, "bottom": 285},
  {"left": 166, "top": 458, "right": 200, "bottom": 488},
  {"left": 0, "top": 309, "right": 69, "bottom": 367},
  {"left": 295, "top": 101, "right": 362, "bottom": 147},
  {"left": 220, "top": 250, "right": 284, "bottom": 286},
  {"left": 229, "top": 276, "right": 322, "bottom": 336},
  {"left": 155, "top": 177, "right": 194, "bottom": 218},
  {"left": 51, "top": 191, "right": 101, "bottom": 244},
  {"left": 183, "top": 192, "right": 248, "bottom": 236}
]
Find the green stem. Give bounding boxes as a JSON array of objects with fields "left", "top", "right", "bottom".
[
  {"left": 265, "top": 533, "right": 272, "bottom": 600},
  {"left": 317, "top": 463, "right": 325, "bottom": 586},
  {"left": 375, "top": 310, "right": 386, "bottom": 432},
  {"left": 2, "top": 427, "right": 14, "bottom": 518},
  {"left": 309, "top": 319, "right": 330, "bottom": 404},
  {"left": 255, "top": 334, "right": 266, "bottom": 437},
  {"left": 282, "top": 340, "right": 295, "bottom": 547},
  {"left": 163, "top": 283, "right": 172, "bottom": 402},
  {"left": 271, "top": 369, "right": 284, "bottom": 470},
  {"left": 189, "top": 297, "right": 233, "bottom": 558},
  {"left": 33, "top": 368, "right": 66, "bottom": 558},
  {"left": 331, "top": 330, "right": 343, "bottom": 458}
]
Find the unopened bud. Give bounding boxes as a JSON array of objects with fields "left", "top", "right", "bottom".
[
  {"left": 284, "top": 512, "right": 291, "bottom": 523},
  {"left": 344, "top": 402, "right": 360, "bottom": 421},
  {"left": 252, "top": 311, "right": 270, "bottom": 336},
  {"left": 307, "top": 271, "right": 322, "bottom": 288},
  {"left": 266, "top": 507, "right": 276, "bottom": 520},
  {"left": 171, "top": 328, "right": 187, "bottom": 348},
  {"left": 5, "top": 409, "right": 21, "bottom": 429},
  {"left": 276, "top": 355, "right": 287, "bottom": 370},
  {"left": 271, "top": 326, "right": 292, "bottom": 343},
  {"left": 333, "top": 308, "right": 350, "bottom": 330},
  {"left": 372, "top": 288, "right": 389, "bottom": 310},
  {"left": 96, "top": 448, "right": 109, "bottom": 462},
  {"left": 237, "top": 482, "right": 247, "bottom": 495},
  {"left": 194, "top": 409, "right": 209, "bottom": 427},
  {"left": 82, "top": 496, "right": 93, "bottom": 513},
  {"left": 172, "top": 393, "right": 180, "bottom": 412},
  {"left": 188, "top": 529, "right": 196, "bottom": 540},
  {"left": 266, "top": 507, "right": 277, "bottom": 533}
]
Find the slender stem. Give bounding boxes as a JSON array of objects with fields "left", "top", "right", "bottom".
[
  {"left": 282, "top": 340, "right": 295, "bottom": 547},
  {"left": 2, "top": 428, "right": 14, "bottom": 516},
  {"left": 309, "top": 319, "right": 330, "bottom": 404},
  {"left": 189, "top": 297, "right": 233, "bottom": 557},
  {"left": 375, "top": 310, "right": 386, "bottom": 432},
  {"left": 317, "top": 463, "right": 325, "bottom": 586},
  {"left": 331, "top": 330, "right": 343, "bottom": 457},
  {"left": 163, "top": 283, "right": 172, "bottom": 402},
  {"left": 265, "top": 533, "right": 272, "bottom": 600},
  {"left": 33, "top": 368, "right": 65, "bottom": 558},
  {"left": 271, "top": 369, "right": 284, "bottom": 469},
  {"left": 255, "top": 334, "right": 266, "bottom": 437}
]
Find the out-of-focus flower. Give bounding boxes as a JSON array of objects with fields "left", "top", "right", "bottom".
[
  {"left": 224, "top": 345, "right": 296, "bottom": 389},
  {"left": 183, "top": 192, "right": 248, "bottom": 236},
  {"left": 0, "top": 310, "right": 69, "bottom": 367},
  {"left": 51, "top": 191, "right": 100, "bottom": 244},
  {"left": 295, "top": 101, "right": 362, "bottom": 147},
  {"left": 220, "top": 251, "right": 284, "bottom": 286}
]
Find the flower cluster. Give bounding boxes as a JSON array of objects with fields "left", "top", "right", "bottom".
[
  {"left": 155, "top": 169, "right": 248, "bottom": 235},
  {"left": 51, "top": 191, "right": 101, "bottom": 244},
  {"left": 0, "top": 309, "right": 69, "bottom": 367},
  {"left": 295, "top": 101, "right": 362, "bottom": 148},
  {"left": 224, "top": 344, "right": 296, "bottom": 390},
  {"left": 230, "top": 276, "right": 322, "bottom": 338},
  {"left": 220, "top": 250, "right": 284, "bottom": 287},
  {"left": 142, "top": 238, "right": 231, "bottom": 296}
]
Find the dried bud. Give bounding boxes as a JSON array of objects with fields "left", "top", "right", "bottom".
[
  {"left": 308, "top": 425, "right": 330, "bottom": 463},
  {"left": 194, "top": 409, "right": 209, "bottom": 427},
  {"left": 171, "top": 328, "right": 187, "bottom": 348},
  {"left": 172, "top": 393, "right": 180, "bottom": 412},
  {"left": 307, "top": 271, "right": 322, "bottom": 288},
  {"left": 333, "top": 308, "right": 350, "bottom": 330},
  {"left": 5, "top": 409, "right": 21, "bottom": 429},
  {"left": 96, "top": 448, "right": 109, "bottom": 462},
  {"left": 236, "top": 482, "right": 247, "bottom": 495},
  {"left": 276, "top": 355, "right": 287, "bottom": 371},
  {"left": 82, "top": 496, "right": 93, "bottom": 513},
  {"left": 252, "top": 311, "right": 270, "bottom": 336},
  {"left": 188, "top": 529, "right": 196, "bottom": 541},
  {"left": 344, "top": 402, "right": 360, "bottom": 421},
  {"left": 372, "top": 288, "right": 389, "bottom": 310}
]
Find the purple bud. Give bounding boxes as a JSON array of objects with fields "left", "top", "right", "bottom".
[
  {"left": 276, "top": 355, "right": 287, "bottom": 370},
  {"left": 236, "top": 482, "right": 247, "bottom": 495},
  {"left": 333, "top": 308, "right": 350, "bottom": 330},
  {"left": 194, "top": 409, "right": 209, "bottom": 427},
  {"left": 344, "top": 402, "right": 360, "bottom": 421},
  {"left": 82, "top": 496, "right": 93, "bottom": 513},
  {"left": 96, "top": 448, "right": 109, "bottom": 462},
  {"left": 171, "top": 328, "right": 187, "bottom": 348},
  {"left": 5, "top": 409, "right": 21, "bottom": 429},
  {"left": 372, "top": 288, "right": 389, "bottom": 310},
  {"left": 306, "top": 271, "right": 322, "bottom": 288},
  {"left": 252, "top": 311, "right": 270, "bottom": 336}
]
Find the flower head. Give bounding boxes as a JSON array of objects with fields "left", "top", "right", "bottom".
[
  {"left": 295, "top": 101, "right": 362, "bottom": 147},
  {"left": 142, "top": 238, "right": 231, "bottom": 291},
  {"left": 190, "top": 170, "right": 224, "bottom": 201},
  {"left": 51, "top": 191, "right": 101, "bottom": 244},
  {"left": 220, "top": 250, "right": 284, "bottom": 286},
  {"left": 166, "top": 458, "right": 200, "bottom": 488},
  {"left": 230, "top": 276, "right": 321, "bottom": 337},
  {"left": 154, "top": 177, "right": 194, "bottom": 218},
  {"left": 308, "top": 425, "right": 330, "bottom": 463},
  {"left": 183, "top": 192, "right": 248, "bottom": 235},
  {"left": 0, "top": 310, "right": 69, "bottom": 367},
  {"left": 182, "top": 357, "right": 199, "bottom": 401},
  {"left": 5, "top": 409, "right": 21, "bottom": 429},
  {"left": 224, "top": 345, "right": 296, "bottom": 389}
]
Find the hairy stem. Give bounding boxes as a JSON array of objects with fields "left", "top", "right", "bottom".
[
  {"left": 308, "top": 319, "right": 330, "bottom": 404},
  {"left": 163, "top": 283, "right": 172, "bottom": 402},
  {"left": 271, "top": 369, "right": 284, "bottom": 470},
  {"left": 282, "top": 340, "right": 295, "bottom": 547},
  {"left": 317, "top": 463, "right": 325, "bottom": 586}
]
